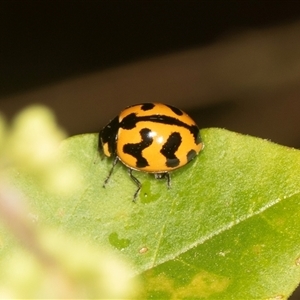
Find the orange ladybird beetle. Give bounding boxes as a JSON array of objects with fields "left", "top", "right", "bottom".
[{"left": 99, "top": 103, "right": 203, "bottom": 201}]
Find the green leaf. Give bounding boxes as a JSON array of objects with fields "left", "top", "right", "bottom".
[
  {"left": 6, "top": 128, "right": 300, "bottom": 298},
  {"left": 140, "top": 191, "right": 300, "bottom": 299},
  {"left": 0, "top": 106, "right": 138, "bottom": 298}
]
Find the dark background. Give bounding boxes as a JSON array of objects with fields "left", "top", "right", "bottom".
[
  {"left": 1, "top": 0, "right": 300, "bottom": 97},
  {"left": 1, "top": 1, "right": 300, "bottom": 298},
  {"left": 1, "top": 0, "right": 300, "bottom": 145}
]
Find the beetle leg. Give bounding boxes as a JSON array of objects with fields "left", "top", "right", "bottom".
[
  {"left": 154, "top": 173, "right": 171, "bottom": 189},
  {"left": 128, "top": 169, "right": 141, "bottom": 202},
  {"left": 165, "top": 173, "right": 171, "bottom": 189},
  {"left": 103, "top": 156, "right": 119, "bottom": 187}
]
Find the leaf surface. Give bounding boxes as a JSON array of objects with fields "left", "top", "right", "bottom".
[{"left": 10, "top": 128, "right": 300, "bottom": 298}]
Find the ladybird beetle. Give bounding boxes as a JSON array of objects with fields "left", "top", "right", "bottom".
[{"left": 99, "top": 103, "right": 203, "bottom": 201}]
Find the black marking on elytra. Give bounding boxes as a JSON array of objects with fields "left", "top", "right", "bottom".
[
  {"left": 187, "top": 149, "right": 197, "bottom": 162},
  {"left": 141, "top": 103, "right": 155, "bottom": 111},
  {"left": 190, "top": 124, "right": 202, "bottom": 145},
  {"left": 99, "top": 116, "right": 119, "bottom": 155},
  {"left": 120, "top": 113, "right": 139, "bottom": 130},
  {"left": 166, "top": 104, "right": 183, "bottom": 116},
  {"left": 120, "top": 114, "right": 201, "bottom": 145},
  {"left": 123, "top": 128, "right": 153, "bottom": 168},
  {"left": 160, "top": 132, "right": 181, "bottom": 168}
]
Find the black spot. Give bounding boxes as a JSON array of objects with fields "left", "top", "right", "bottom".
[
  {"left": 141, "top": 103, "right": 155, "bottom": 111},
  {"left": 190, "top": 124, "right": 202, "bottom": 145},
  {"left": 120, "top": 113, "right": 139, "bottom": 130},
  {"left": 166, "top": 104, "right": 183, "bottom": 116},
  {"left": 145, "top": 115, "right": 200, "bottom": 145},
  {"left": 160, "top": 132, "right": 181, "bottom": 168},
  {"left": 119, "top": 109, "right": 200, "bottom": 145},
  {"left": 99, "top": 116, "right": 119, "bottom": 155},
  {"left": 123, "top": 128, "right": 153, "bottom": 168},
  {"left": 187, "top": 149, "right": 197, "bottom": 162}
]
